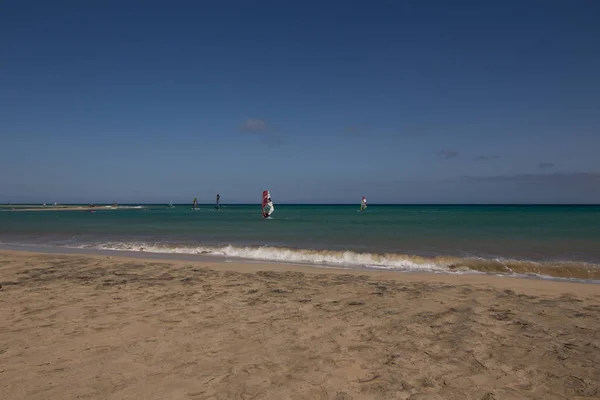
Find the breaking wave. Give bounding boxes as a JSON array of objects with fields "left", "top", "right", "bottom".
[{"left": 84, "top": 241, "right": 600, "bottom": 281}]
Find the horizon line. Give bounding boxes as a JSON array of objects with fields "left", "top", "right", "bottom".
[{"left": 2, "top": 203, "right": 599, "bottom": 206}]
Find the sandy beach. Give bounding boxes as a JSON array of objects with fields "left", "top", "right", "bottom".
[
  {"left": 0, "top": 205, "right": 140, "bottom": 212},
  {"left": 1, "top": 250, "right": 599, "bottom": 399}
]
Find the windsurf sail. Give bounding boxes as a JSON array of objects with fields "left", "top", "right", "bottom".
[
  {"left": 192, "top": 197, "right": 198, "bottom": 209},
  {"left": 169, "top": 200, "right": 174, "bottom": 208},
  {"left": 262, "top": 190, "right": 274, "bottom": 218},
  {"left": 360, "top": 196, "right": 367, "bottom": 211},
  {"left": 215, "top": 194, "right": 220, "bottom": 210}
]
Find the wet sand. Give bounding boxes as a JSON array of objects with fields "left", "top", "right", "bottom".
[{"left": 1, "top": 250, "right": 599, "bottom": 399}]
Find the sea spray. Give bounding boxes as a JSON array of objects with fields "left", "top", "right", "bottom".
[{"left": 89, "top": 241, "right": 600, "bottom": 280}]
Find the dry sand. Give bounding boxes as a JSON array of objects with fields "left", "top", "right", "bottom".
[{"left": 1, "top": 250, "right": 599, "bottom": 400}]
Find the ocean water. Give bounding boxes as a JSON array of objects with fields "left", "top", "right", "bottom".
[{"left": 1, "top": 204, "right": 600, "bottom": 280}]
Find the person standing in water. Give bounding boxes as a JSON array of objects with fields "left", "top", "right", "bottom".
[{"left": 216, "top": 194, "right": 220, "bottom": 210}]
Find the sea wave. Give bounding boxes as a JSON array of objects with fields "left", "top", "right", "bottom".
[{"left": 85, "top": 241, "right": 600, "bottom": 281}]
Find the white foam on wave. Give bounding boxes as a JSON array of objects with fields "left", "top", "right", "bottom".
[
  {"left": 21, "top": 241, "right": 600, "bottom": 282},
  {"left": 91, "top": 241, "right": 448, "bottom": 272}
]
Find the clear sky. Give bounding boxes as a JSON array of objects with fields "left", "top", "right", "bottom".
[{"left": 1, "top": 0, "right": 599, "bottom": 204}]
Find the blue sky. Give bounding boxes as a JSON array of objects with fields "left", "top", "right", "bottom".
[{"left": 1, "top": 0, "right": 599, "bottom": 203}]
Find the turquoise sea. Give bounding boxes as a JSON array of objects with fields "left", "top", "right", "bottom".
[{"left": 1, "top": 204, "right": 600, "bottom": 280}]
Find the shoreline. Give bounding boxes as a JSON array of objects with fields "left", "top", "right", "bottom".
[
  {"left": 1, "top": 249, "right": 599, "bottom": 399},
  {"left": 1, "top": 243, "right": 599, "bottom": 285},
  {"left": 1, "top": 248, "right": 599, "bottom": 295},
  {"left": 0, "top": 205, "right": 143, "bottom": 212}
]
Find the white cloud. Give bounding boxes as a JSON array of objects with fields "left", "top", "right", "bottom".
[
  {"left": 238, "top": 118, "right": 282, "bottom": 147},
  {"left": 436, "top": 149, "right": 459, "bottom": 159},
  {"left": 240, "top": 118, "right": 267, "bottom": 132}
]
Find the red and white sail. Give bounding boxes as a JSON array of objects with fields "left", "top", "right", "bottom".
[{"left": 262, "top": 190, "right": 274, "bottom": 218}]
